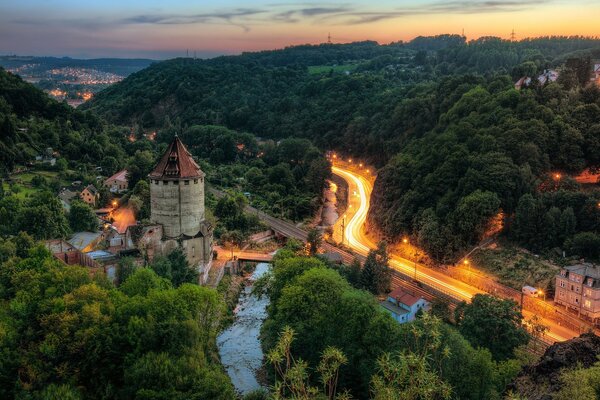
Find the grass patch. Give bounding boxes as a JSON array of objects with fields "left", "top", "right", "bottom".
[
  {"left": 472, "top": 244, "right": 560, "bottom": 292},
  {"left": 308, "top": 64, "right": 358, "bottom": 75}
]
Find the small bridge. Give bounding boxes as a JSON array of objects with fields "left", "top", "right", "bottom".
[{"left": 236, "top": 251, "right": 274, "bottom": 263}]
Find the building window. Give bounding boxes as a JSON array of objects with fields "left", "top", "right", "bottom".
[
  {"left": 154, "top": 180, "right": 158, "bottom": 185},
  {"left": 163, "top": 181, "right": 168, "bottom": 185},
  {"left": 585, "top": 300, "right": 592, "bottom": 309},
  {"left": 576, "top": 286, "right": 581, "bottom": 293},
  {"left": 192, "top": 246, "right": 195, "bottom": 256},
  {"left": 194, "top": 179, "right": 198, "bottom": 184},
  {"left": 559, "top": 290, "right": 565, "bottom": 298},
  {"left": 173, "top": 180, "right": 179, "bottom": 185},
  {"left": 585, "top": 289, "right": 592, "bottom": 297},
  {"left": 184, "top": 180, "right": 190, "bottom": 185}
]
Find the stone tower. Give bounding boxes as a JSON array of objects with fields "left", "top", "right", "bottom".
[{"left": 149, "top": 135, "right": 205, "bottom": 238}]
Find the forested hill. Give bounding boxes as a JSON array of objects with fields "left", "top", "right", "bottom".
[
  {"left": 83, "top": 36, "right": 600, "bottom": 265},
  {"left": 83, "top": 36, "right": 600, "bottom": 165},
  {"left": 0, "top": 67, "right": 129, "bottom": 174}
]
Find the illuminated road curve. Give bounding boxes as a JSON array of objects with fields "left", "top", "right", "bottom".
[{"left": 332, "top": 164, "right": 576, "bottom": 343}]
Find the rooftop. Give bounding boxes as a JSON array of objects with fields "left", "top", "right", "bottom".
[
  {"left": 565, "top": 263, "right": 600, "bottom": 280},
  {"left": 149, "top": 136, "right": 204, "bottom": 180},
  {"left": 388, "top": 287, "right": 422, "bottom": 307},
  {"left": 380, "top": 300, "right": 409, "bottom": 316},
  {"left": 106, "top": 169, "right": 128, "bottom": 182}
]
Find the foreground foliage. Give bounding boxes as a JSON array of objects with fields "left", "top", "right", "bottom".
[{"left": 0, "top": 246, "right": 233, "bottom": 399}]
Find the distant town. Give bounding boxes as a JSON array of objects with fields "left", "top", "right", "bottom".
[{"left": 0, "top": 55, "right": 153, "bottom": 106}]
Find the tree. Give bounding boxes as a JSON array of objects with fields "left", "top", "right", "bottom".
[
  {"left": 360, "top": 242, "right": 391, "bottom": 295},
  {"left": 69, "top": 199, "right": 98, "bottom": 232},
  {"left": 306, "top": 228, "right": 322, "bottom": 256},
  {"left": 267, "top": 326, "right": 350, "bottom": 400},
  {"left": 555, "top": 361, "right": 600, "bottom": 400},
  {"left": 151, "top": 247, "right": 199, "bottom": 287},
  {"left": 455, "top": 294, "right": 529, "bottom": 360},
  {"left": 17, "top": 191, "right": 70, "bottom": 239},
  {"left": 371, "top": 314, "right": 452, "bottom": 400},
  {"left": 126, "top": 150, "right": 155, "bottom": 189},
  {"left": 116, "top": 256, "right": 137, "bottom": 285}
]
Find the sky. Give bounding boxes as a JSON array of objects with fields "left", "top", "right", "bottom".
[{"left": 0, "top": 0, "right": 599, "bottom": 59}]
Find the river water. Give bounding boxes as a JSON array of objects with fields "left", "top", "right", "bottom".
[{"left": 217, "top": 262, "right": 271, "bottom": 396}]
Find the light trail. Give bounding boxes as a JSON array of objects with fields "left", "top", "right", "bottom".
[{"left": 332, "top": 163, "right": 575, "bottom": 343}]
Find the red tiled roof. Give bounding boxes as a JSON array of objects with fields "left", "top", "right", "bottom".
[
  {"left": 388, "top": 287, "right": 421, "bottom": 307},
  {"left": 149, "top": 136, "right": 204, "bottom": 179},
  {"left": 106, "top": 169, "right": 128, "bottom": 182}
]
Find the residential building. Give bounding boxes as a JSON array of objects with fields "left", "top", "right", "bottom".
[
  {"left": 591, "top": 60, "right": 600, "bottom": 84},
  {"left": 80, "top": 184, "right": 99, "bottom": 206},
  {"left": 555, "top": 263, "right": 600, "bottom": 323},
  {"left": 104, "top": 169, "right": 129, "bottom": 193},
  {"left": 58, "top": 188, "right": 78, "bottom": 211},
  {"left": 380, "top": 287, "right": 430, "bottom": 324}
]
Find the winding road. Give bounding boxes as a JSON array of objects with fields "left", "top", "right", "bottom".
[{"left": 331, "top": 163, "right": 578, "bottom": 343}]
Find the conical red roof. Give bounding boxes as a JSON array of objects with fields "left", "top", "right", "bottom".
[{"left": 149, "top": 136, "right": 204, "bottom": 179}]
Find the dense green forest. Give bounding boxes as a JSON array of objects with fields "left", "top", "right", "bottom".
[
  {"left": 0, "top": 244, "right": 234, "bottom": 399},
  {"left": 84, "top": 36, "right": 600, "bottom": 263},
  {"left": 255, "top": 245, "right": 531, "bottom": 399}
]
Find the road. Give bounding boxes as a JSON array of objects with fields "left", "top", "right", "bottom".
[{"left": 331, "top": 163, "right": 578, "bottom": 343}]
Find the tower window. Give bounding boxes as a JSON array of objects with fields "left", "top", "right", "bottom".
[
  {"left": 163, "top": 181, "right": 168, "bottom": 185},
  {"left": 173, "top": 180, "right": 179, "bottom": 185},
  {"left": 194, "top": 179, "right": 198, "bottom": 184},
  {"left": 154, "top": 180, "right": 158, "bottom": 185},
  {"left": 184, "top": 180, "right": 190, "bottom": 185}
]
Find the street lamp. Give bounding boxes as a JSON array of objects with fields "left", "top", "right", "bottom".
[{"left": 538, "top": 289, "right": 546, "bottom": 302}]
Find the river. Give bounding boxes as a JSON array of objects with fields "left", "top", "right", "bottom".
[{"left": 217, "top": 262, "right": 271, "bottom": 396}]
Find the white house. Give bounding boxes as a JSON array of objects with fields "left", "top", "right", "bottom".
[{"left": 380, "top": 287, "right": 430, "bottom": 324}]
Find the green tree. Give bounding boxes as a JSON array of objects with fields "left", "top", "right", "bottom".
[
  {"left": 455, "top": 294, "right": 529, "bottom": 360},
  {"left": 151, "top": 248, "right": 199, "bottom": 287},
  {"left": 69, "top": 199, "right": 98, "bottom": 232},
  {"left": 306, "top": 228, "right": 322, "bottom": 256},
  {"left": 360, "top": 242, "right": 391, "bottom": 295},
  {"left": 371, "top": 314, "right": 452, "bottom": 400}
]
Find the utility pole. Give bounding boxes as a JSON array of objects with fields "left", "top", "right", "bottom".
[{"left": 341, "top": 214, "right": 346, "bottom": 245}]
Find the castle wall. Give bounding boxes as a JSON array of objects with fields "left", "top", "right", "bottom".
[{"left": 150, "top": 177, "right": 205, "bottom": 238}]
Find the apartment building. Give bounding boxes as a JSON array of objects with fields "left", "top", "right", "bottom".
[{"left": 555, "top": 263, "right": 600, "bottom": 323}]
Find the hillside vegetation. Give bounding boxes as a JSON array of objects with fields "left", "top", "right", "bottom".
[{"left": 84, "top": 36, "right": 600, "bottom": 263}]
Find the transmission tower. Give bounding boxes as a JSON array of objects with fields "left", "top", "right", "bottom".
[
  {"left": 510, "top": 29, "right": 516, "bottom": 42},
  {"left": 327, "top": 32, "right": 332, "bottom": 44}
]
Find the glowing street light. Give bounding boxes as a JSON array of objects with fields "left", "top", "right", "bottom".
[
  {"left": 402, "top": 238, "right": 408, "bottom": 244},
  {"left": 359, "top": 163, "right": 363, "bottom": 167},
  {"left": 553, "top": 173, "right": 561, "bottom": 180},
  {"left": 348, "top": 159, "right": 352, "bottom": 163},
  {"left": 112, "top": 200, "right": 118, "bottom": 207},
  {"left": 538, "top": 289, "right": 546, "bottom": 302}
]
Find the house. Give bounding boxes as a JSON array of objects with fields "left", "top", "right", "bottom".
[
  {"left": 555, "top": 263, "right": 600, "bottom": 323},
  {"left": 80, "top": 184, "right": 99, "bottom": 206},
  {"left": 44, "top": 239, "right": 105, "bottom": 277},
  {"left": 58, "top": 188, "right": 78, "bottom": 211},
  {"left": 380, "top": 287, "right": 430, "bottom": 324},
  {"left": 104, "top": 169, "right": 128, "bottom": 193},
  {"left": 69, "top": 231, "right": 104, "bottom": 253},
  {"left": 592, "top": 61, "right": 600, "bottom": 84},
  {"left": 515, "top": 70, "right": 559, "bottom": 90}
]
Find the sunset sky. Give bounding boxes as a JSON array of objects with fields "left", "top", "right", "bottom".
[{"left": 1, "top": 0, "right": 598, "bottom": 59}]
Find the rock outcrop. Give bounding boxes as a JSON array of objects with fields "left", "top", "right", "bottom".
[{"left": 509, "top": 332, "right": 600, "bottom": 399}]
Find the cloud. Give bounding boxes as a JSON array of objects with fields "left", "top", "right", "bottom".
[{"left": 8, "top": 0, "right": 558, "bottom": 34}]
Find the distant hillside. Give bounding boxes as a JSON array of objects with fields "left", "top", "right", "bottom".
[
  {"left": 0, "top": 67, "right": 127, "bottom": 174},
  {"left": 84, "top": 36, "right": 600, "bottom": 164},
  {"left": 0, "top": 56, "right": 154, "bottom": 77},
  {"left": 83, "top": 36, "right": 600, "bottom": 264}
]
